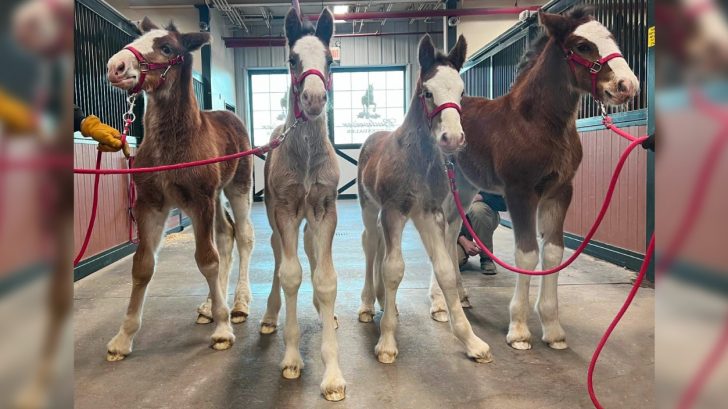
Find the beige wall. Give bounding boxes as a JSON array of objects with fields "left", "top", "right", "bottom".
[
  {"left": 104, "top": 1, "right": 238, "bottom": 111},
  {"left": 457, "top": 0, "right": 547, "bottom": 58}
]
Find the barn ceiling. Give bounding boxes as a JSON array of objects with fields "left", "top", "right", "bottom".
[{"left": 124, "top": 0, "right": 448, "bottom": 33}]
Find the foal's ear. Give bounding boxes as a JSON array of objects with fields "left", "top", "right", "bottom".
[
  {"left": 315, "top": 8, "right": 334, "bottom": 45},
  {"left": 181, "top": 32, "right": 211, "bottom": 52},
  {"left": 448, "top": 35, "right": 468, "bottom": 71},
  {"left": 418, "top": 34, "right": 437, "bottom": 73},
  {"left": 538, "top": 11, "right": 571, "bottom": 39},
  {"left": 138, "top": 16, "right": 159, "bottom": 33},
  {"left": 285, "top": 8, "right": 304, "bottom": 46}
]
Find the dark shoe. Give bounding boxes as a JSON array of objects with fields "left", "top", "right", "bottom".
[{"left": 481, "top": 259, "right": 497, "bottom": 275}]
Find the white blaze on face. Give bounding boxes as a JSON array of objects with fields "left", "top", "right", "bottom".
[
  {"left": 107, "top": 29, "right": 169, "bottom": 87},
  {"left": 423, "top": 66, "right": 465, "bottom": 148},
  {"left": 291, "top": 36, "right": 328, "bottom": 95},
  {"left": 573, "top": 20, "right": 639, "bottom": 92}
]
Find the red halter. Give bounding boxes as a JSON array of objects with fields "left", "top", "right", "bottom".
[
  {"left": 419, "top": 93, "right": 462, "bottom": 127},
  {"left": 124, "top": 46, "right": 185, "bottom": 94},
  {"left": 564, "top": 48, "right": 624, "bottom": 100},
  {"left": 290, "top": 69, "right": 332, "bottom": 121}
]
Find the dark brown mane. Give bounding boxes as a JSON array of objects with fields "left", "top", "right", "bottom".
[{"left": 514, "top": 6, "right": 595, "bottom": 83}]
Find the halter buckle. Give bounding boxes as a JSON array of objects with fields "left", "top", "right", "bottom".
[
  {"left": 139, "top": 62, "right": 149, "bottom": 73},
  {"left": 590, "top": 62, "right": 602, "bottom": 74}
]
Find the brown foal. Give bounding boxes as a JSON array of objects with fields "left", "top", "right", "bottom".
[
  {"left": 430, "top": 7, "right": 640, "bottom": 352},
  {"left": 357, "top": 35, "right": 493, "bottom": 364},
  {"left": 105, "top": 18, "right": 255, "bottom": 359}
]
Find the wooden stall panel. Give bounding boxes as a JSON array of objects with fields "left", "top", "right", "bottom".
[
  {"left": 74, "top": 143, "right": 134, "bottom": 259},
  {"left": 564, "top": 126, "right": 648, "bottom": 253}
]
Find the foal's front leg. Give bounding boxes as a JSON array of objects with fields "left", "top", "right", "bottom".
[
  {"left": 306, "top": 189, "right": 346, "bottom": 401},
  {"left": 375, "top": 208, "right": 407, "bottom": 363},
  {"left": 505, "top": 189, "right": 539, "bottom": 350},
  {"left": 430, "top": 184, "right": 478, "bottom": 322},
  {"left": 273, "top": 207, "right": 305, "bottom": 379},
  {"left": 413, "top": 209, "right": 492, "bottom": 363},
  {"left": 107, "top": 203, "right": 168, "bottom": 361}
]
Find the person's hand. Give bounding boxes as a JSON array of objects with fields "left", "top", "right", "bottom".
[
  {"left": 80, "top": 115, "right": 131, "bottom": 158},
  {"left": 458, "top": 236, "right": 480, "bottom": 256}
]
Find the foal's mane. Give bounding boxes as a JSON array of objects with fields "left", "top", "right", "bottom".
[{"left": 514, "top": 6, "right": 595, "bottom": 83}]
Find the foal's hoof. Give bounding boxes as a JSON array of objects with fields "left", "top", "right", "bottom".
[
  {"left": 358, "top": 305, "right": 375, "bottom": 322},
  {"left": 231, "top": 310, "right": 248, "bottom": 324},
  {"left": 260, "top": 322, "right": 277, "bottom": 335},
  {"left": 509, "top": 341, "right": 532, "bottom": 350},
  {"left": 461, "top": 297, "right": 472, "bottom": 309},
  {"left": 282, "top": 365, "right": 302, "bottom": 379},
  {"left": 430, "top": 310, "right": 449, "bottom": 323},
  {"left": 211, "top": 332, "right": 235, "bottom": 351},
  {"left": 358, "top": 311, "right": 374, "bottom": 323},
  {"left": 467, "top": 341, "right": 493, "bottom": 363},
  {"left": 375, "top": 342, "right": 398, "bottom": 364},
  {"left": 196, "top": 314, "right": 213, "bottom": 324},
  {"left": 548, "top": 340, "right": 569, "bottom": 350},
  {"left": 376, "top": 350, "right": 397, "bottom": 364},
  {"left": 321, "top": 380, "right": 346, "bottom": 402},
  {"left": 106, "top": 351, "right": 128, "bottom": 362}
]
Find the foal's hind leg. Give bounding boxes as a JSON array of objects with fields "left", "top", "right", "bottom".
[
  {"left": 197, "top": 198, "right": 234, "bottom": 324},
  {"left": 227, "top": 191, "right": 255, "bottom": 323},
  {"left": 413, "top": 209, "right": 492, "bottom": 363},
  {"left": 535, "top": 187, "right": 572, "bottom": 350},
  {"left": 260, "top": 228, "right": 282, "bottom": 335},
  {"left": 505, "top": 188, "right": 539, "bottom": 350},
  {"left": 107, "top": 203, "right": 168, "bottom": 361},
  {"left": 358, "top": 203, "right": 379, "bottom": 323},
  {"left": 188, "top": 199, "right": 235, "bottom": 350}
]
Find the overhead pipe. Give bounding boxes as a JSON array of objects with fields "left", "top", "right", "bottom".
[
  {"left": 223, "top": 30, "right": 444, "bottom": 48},
  {"left": 308, "top": 6, "right": 542, "bottom": 22}
]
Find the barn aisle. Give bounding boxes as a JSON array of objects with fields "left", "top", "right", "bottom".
[{"left": 74, "top": 201, "right": 654, "bottom": 409}]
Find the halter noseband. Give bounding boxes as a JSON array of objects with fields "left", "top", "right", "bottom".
[
  {"left": 419, "top": 93, "right": 462, "bottom": 127},
  {"left": 124, "top": 46, "right": 185, "bottom": 94},
  {"left": 290, "top": 69, "right": 332, "bottom": 121},
  {"left": 564, "top": 48, "right": 624, "bottom": 100}
]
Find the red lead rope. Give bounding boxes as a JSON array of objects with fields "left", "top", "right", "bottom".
[{"left": 447, "top": 122, "right": 651, "bottom": 409}]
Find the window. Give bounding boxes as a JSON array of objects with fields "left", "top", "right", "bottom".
[
  {"left": 248, "top": 67, "right": 406, "bottom": 147},
  {"left": 248, "top": 70, "right": 288, "bottom": 146},
  {"left": 331, "top": 68, "right": 406, "bottom": 145}
]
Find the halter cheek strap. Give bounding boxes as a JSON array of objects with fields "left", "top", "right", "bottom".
[
  {"left": 419, "top": 93, "right": 462, "bottom": 127},
  {"left": 564, "top": 48, "right": 624, "bottom": 100},
  {"left": 124, "top": 46, "right": 185, "bottom": 94},
  {"left": 290, "top": 69, "right": 332, "bottom": 121}
]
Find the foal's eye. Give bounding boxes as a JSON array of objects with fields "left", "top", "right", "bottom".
[
  {"left": 288, "top": 58, "right": 296, "bottom": 67},
  {"left": 577, "top": 43, "right": 592, "bottom": 53},
  {"left": 161, "top": 45, "right": 172, "bottom": 55},
  {"left": 425, "top": 92, "right": 433, "bottom": 99}
]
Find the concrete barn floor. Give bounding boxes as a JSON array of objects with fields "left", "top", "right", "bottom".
[{"left": 74, "top": 200, "right": 654, "bottom": 409}]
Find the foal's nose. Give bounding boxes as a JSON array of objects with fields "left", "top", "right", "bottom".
[
  {"left": 617, "top": 79, "right": 636, "bottom": 97},
  {"left": 439, "top": 131, "right": 465, "bottom": 152},
  {"left": 108, "top": 61, "right": 127, "bottom": 80}
]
